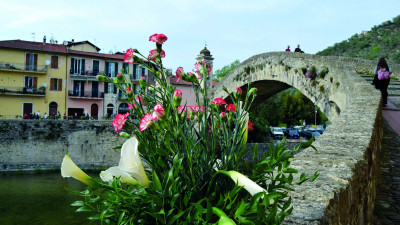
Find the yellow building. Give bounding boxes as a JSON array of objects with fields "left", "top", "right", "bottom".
[{"left": 0, "top": 38, "right": 67, "bottom": 118}]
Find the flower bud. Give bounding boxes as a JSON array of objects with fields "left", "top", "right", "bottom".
[
  {"left": 139, "top": 76, "right": 146, "bottom": 89},
  {"left": 119, "top": 132, "right": 130, "bottom": 139},
  {"left": 234, "top": 87, "right": 242, "bottom": 99},
  {"left": 126, "top": 87, "right": 133, "bottom": 94},
  {"left": 97, "top": 75, "right": 109, "bottom": 82},
  {"left": 249, "top": 87, "right": 257, "bottom": 96},
  {"left": 220, "top": 112, "right": 226, "bottom": 119},
  {"left": 173, "top": 89, "right": 182, "bottom": 108}
]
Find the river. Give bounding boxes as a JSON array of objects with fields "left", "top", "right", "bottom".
[{"left": 0, "top": 172, "right": 96, "bottom": 225}]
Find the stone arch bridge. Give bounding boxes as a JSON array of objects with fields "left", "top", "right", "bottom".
[{"left": 211, "top": 52, "right": 400, "bottom": 224}]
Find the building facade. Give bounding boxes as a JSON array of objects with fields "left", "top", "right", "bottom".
[
  {"left": 0, "top": 38, "right": 154, "bottom": 119},
  {"left": 0, "top": 39, "right": 67, "bottom": 118}
]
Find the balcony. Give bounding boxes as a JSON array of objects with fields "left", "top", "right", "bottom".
[
  {"left": 70, "top": 70, "right": 105, "bottom": 81},
  {"left": 68, "top": 90, "right": 104, "bottom": 99},
  {"left": 0, "top": 86, "right": 45, "bottom": 96},
  {"left": 0, "top": 62, "right": 48, "bottom": 74}
]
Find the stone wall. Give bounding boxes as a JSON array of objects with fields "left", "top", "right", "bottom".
[
  {"left": 0, "top": 120, "right": 123, "bottom": 172},
  {"left": 211, "top": 52, "right": 384, "bottom": 224}
]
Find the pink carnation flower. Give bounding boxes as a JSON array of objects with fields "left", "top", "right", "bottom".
[
  {"left": 136, "top": 95, "right": 145, "bottom": 106},
  {"left": 193, "top": 105, "right": 205, "bottom": 114},
  {"left": 174, "top": 89, "right": 182, "bottom": 98},
  {"left": 220, "top": 112, "right": 226, "bottom": 118},
  {"left": 236, "top": 87, "right": 242, "bottom": 94},
  {"left": 153, "top": 103, "right": 165, "bottom": 117},
  {"left": 176, "top": 67, "right": 184, "bottom": 82},
  {"left": 112, "top": 113, "right": 129, "bottom": 132},
  {"left": 141, "top": 76, "right": 146, "bottom": 81},
  {"left": 128, "top": 103, "right": 134, "bottom": 111},
  {"left": 248, "top": 121, "right": 254, "bottom": 132},
  {"left": 139, "top": 113, "right": 153, "bottom": 131},
  {"left": 225, "top": 104, "right": 236, "bottom": 112},
  {"left": 124, "top": 48, "right": 135, "bottom": 63},
  {"left": 126, "top": 87, "right": 133, "bottom": 94},
  {"left": 148, "top": 49, "right": 166, "bottom": 60},
  {"left": 211, "top": 98, "right": 227, "bottom": 107},
  {"left": 177, "top": 106, "right": 185, "bottom": 114},
  {"left": 149, "top": 33, "right": 168, "bottom": 45}
]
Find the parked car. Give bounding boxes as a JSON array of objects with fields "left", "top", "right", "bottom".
[
  {"left": 284, "top": 128, "right": 300, "bottom": 139},
  {"left": 300, "top": 130, "right": 321, "bottom": 140},
  {"left": 270, "top": 127, "right": 284, "bottom": 140}
]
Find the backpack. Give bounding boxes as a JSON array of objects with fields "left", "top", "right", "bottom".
[{"left": 378, "top": 67, "right": 390, "bottom": 80}]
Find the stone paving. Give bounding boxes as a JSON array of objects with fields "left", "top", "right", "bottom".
[{"left": 374, "top": 99, "right": 400, "bottom": 224}]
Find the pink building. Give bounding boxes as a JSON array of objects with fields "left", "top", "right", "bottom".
[{"left": 66, "top": 41, "right": 105, "bottom": 119}]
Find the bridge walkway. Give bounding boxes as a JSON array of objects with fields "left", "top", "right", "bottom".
[{"left": 374, "top": 97, "right": 400, "bottom": 224}]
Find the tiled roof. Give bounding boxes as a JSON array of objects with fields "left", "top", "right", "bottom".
[
  {"left": 169, "top": 76, "right": 195, "bottom": 86},
  {"left": 0, "top": 40, "right": 67, "bottom": 53},
  {"left": 169, "top": 76, "right": 219, "bottom": 87}
]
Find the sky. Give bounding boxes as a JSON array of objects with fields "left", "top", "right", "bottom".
[{"left": 1, "top": 0, "right": 400, "bottom": 73}]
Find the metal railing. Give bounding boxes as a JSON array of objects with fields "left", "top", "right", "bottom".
[
  {"left": 0, "top": 86, "right": 45, "bottom": 95},
  {"left": 0, "top": 62, "right": 48, "bottom": 73},
  {"left": 68, "top": 90, "right": 104, "bottom": 98},
  {"left": 70, "top": 70, "right": 105, "bottom": 76}
]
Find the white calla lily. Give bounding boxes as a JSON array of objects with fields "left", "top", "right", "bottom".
[
  {"left": 100, "top": 137, "right": 150, "bottom": 187},
  {"left": 61, "top": 154, "right": 94, "bottom": 186},
  {"left": 216, "top": 170, "right": 275, "bottom": 204},
  {"left": 226, "top": 170, "right": 265, "bottom": 196},
  {"left": 100, "top": 167, "right": 138, "bottom": 185}
]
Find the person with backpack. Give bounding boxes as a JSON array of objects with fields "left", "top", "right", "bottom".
[{"left": 373, "top": 57, "right": 392, "bottom": 106}]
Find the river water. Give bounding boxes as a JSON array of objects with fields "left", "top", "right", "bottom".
[{"left": 0, "top": 172, "right": 96, "bottom": 225}]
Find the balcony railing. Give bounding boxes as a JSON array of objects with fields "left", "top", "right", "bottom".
[
  {"left": 0, "top": 86, "right": 45, "bottom": 96},
  {"left": 68, "top": 90, "right": 104, "bottom": 98},
  {"left": 0, "top": 62, "right": 48, "bottom": 73},
  {"left": 70, "top": 70, "right": 105, "bottom": 76}
]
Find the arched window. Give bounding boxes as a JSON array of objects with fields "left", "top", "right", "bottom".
[
  {"left": 107, "top": 103, "right": 114, "bottom": 117},
  {"left": 49, "top": 102, "right": 58, "bottom": 116},
  {"left": 118, "top": 103, "right": 129, "bottom": 114}
]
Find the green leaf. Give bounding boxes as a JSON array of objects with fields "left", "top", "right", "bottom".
[
  {"left": 152, "top": 170, "right": 162, "bottom": 192},
  {"left": 76, "top": 206, "right": 92, "bottom": 212},
  {"left": 234, "top": 201, "right": 247, "bottom": 219},
  {"left": 218, "top": 216, "right": 236, "bottom": 225},
  {"left": 283, "top": 168, "right": 298, "bottom": 173},
  {"left": 70, "top": 200, "right": 84, "bottom": 207},
  {"left": 206, "top": 198, "right": 213, "bottom": 222}
]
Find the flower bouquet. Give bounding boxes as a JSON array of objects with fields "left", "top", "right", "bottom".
[{"left": 61, "top": 33, "right": 318, "bottom": 224}]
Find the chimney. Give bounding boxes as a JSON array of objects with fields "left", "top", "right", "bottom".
[
  {"left": 71, "top": 39, "right": 74, "bottom": 43},
  {"left": 43, "top": 36, "right": 46, "bottom": 45}
]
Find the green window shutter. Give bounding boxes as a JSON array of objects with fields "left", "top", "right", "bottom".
[
  {"left": 133, "top": 64, "right": 137, "bottom": 79},
  {"left": 115, "top": 63, "right": 118, "bottom": 75},
  {"left": 105, "top": 62, "right": 109, "bottom": 77},
  {"left": 70, "top": 58, "right": 74, "bottom": 73},
  {"left": 142, "top": 68, "right": 145, "bottom": 77},
  {"left": 81, "top": 59, "right": 85, "bottom": 74},
  {"left": 104, "top": 83, "right": 108, "bottom": 93}
]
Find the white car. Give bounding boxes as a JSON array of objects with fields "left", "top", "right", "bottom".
[{"left": 270, "top": 127, "right": 284, "bottom": 139}]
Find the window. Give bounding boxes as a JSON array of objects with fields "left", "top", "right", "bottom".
[
  {"left": 25, "top": 53, "right": 38, "bottom": 71},
  {"left": 24, "top": 76, "right": 37, "bottom": 88},
  {"left": 93, "top": 60, "right": 100, "bottom": 75},
  {"left": 50, "top": 78, "right": 62, "bottom": 91},
  {"left": 71, "top": 58, "right": 85, "bottom": 75},
  {"left": 106, "top": 62, "right": 118, "bottom": 77},
  {"left": 51, "top": 56, "right": 59, "bottom": 69},
  {"left": 133, "top": 64, "right": 143, "bottom": 80},
  {"left": 122, "top": 63, "right": 129, "bottom": 74}
]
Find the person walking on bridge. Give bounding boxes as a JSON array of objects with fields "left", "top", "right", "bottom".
[{"left": 373, "top": 57, "right": 392, "bottom": 106}]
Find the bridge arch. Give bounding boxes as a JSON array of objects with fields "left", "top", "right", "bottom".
[{"left": 211, "top": 52, "right": 383, "bottom": 223}]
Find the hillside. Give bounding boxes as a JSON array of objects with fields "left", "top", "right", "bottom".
[{"left": 317, "top": 15, "right": 400, "bottom": 64}]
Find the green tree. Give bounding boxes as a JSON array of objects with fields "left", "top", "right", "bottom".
[{"left": 213, "top": 59, "right": 240, "bottom": 81}]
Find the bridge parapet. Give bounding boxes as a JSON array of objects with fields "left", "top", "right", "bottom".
[{"left": 211, "top": 52, "right": 383, "bottom": 224}]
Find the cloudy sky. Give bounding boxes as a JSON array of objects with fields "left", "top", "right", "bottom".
[{"left": 1, "top": 0, "right": 400, "bottom": 73}]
